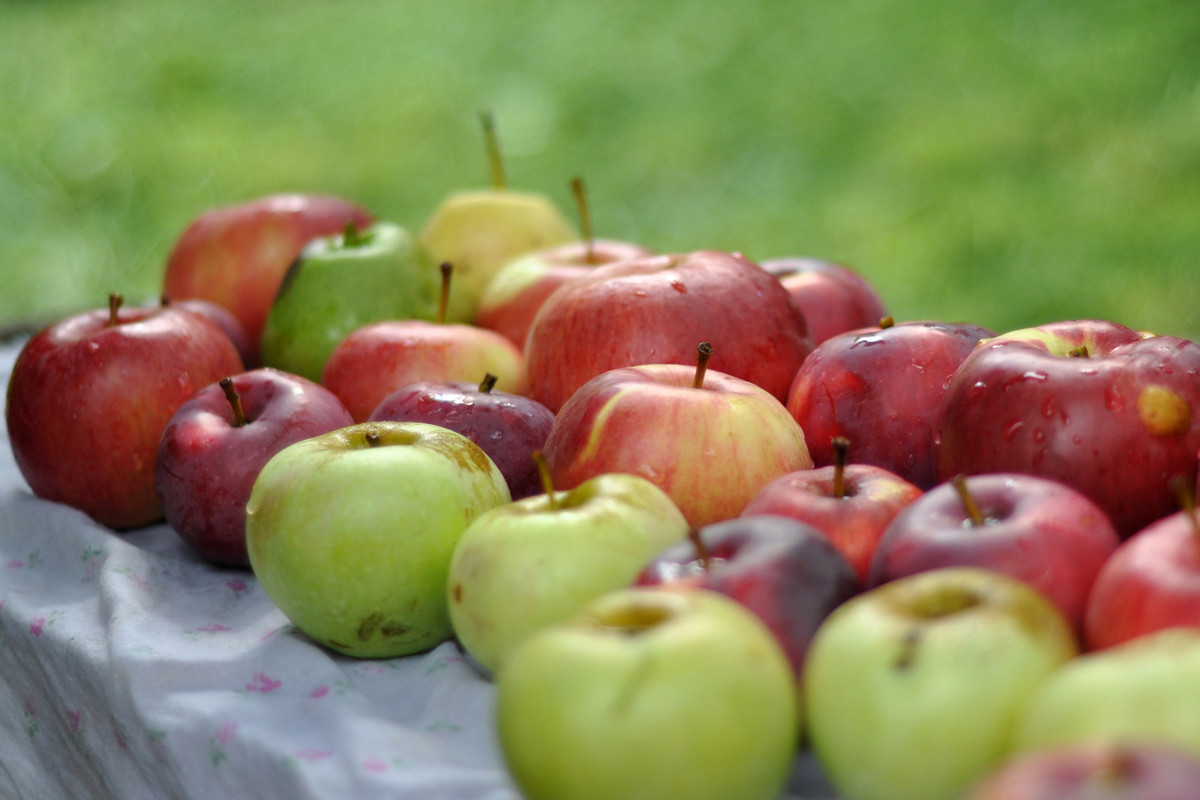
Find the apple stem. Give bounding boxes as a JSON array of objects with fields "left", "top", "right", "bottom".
[
  {"left": 479, "top": 372, "right": 498, "bottom": 393},
  {"left": 220, "top": 377, "right": 247, "bottom": 427},
  {"left": 479, "top": 110, "right": 506, "bottom": 191},
  {"left": 832, "top": 436, "right": 851, "bottom": 499},
  {"left": 532, "top": 450, "right": 558, "bottom": 510},
  {"left": 1068, "top": 345, "right": 1090, "bottom": 358},
  {"left": 879, "top": 315, "right": 895, "bottom": 329},
  {"left": 693, "top": 342, "right": 714, "bottom": 389},
  {"left": 687, "top": 528, "right": 714, "bottom": 572},
  {"left": 437, "top": 262, "right": 452, "bottom": 325},
  {"left": 1170, "top": 474, "right": 1200, "bottom": 544},
  {"left": 342, "top": 220, "right": 369, "bottom": 248},
  {"left": 570, "top": 176, "right": 597, "bottom": 265},
  {"left": 952, "top": 474, "right": 986, "bottom": 526},
  {"left": 108, "top": 292, "right": 123, "bottom": 326},
  {"left": 364, "top": 430, "right": 383, "bottom": 448}
]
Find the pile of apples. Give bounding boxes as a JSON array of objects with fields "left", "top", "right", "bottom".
[{"left": 7, "top": 120, "right": 1200, "bottom": 800}]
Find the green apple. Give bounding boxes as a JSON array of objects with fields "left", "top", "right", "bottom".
[
  {"left": 258, "top": 221, "right": 441, "bottom": 381},
  {"left": 804, "top": 567, "right": 1078, "bottom": 800},
  {"left": 447, "top": 471, "right": 690, "bottom": 676},
  {"left": 245, "top": 421, "right": 510, "bottom": 658},
  {"left": 1013, "top": 628, "right": 1200, "bottom": 759},
  {"left": 496, "top": 587, "right": 799, "bottom": 800}
]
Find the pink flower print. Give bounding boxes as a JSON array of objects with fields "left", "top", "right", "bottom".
[
  {"left": 197, "top": 623, "right": 231, "bottom": 633},
  {"left": 362, "top": 756, "right": 388, "bottom": 774},
  {"left": 245, "top": 672, "right": 281, "bottom": 693},
  {"left": 66, "top": 710, "right": 83, "bottom": 734},
  {"left": 29, "top": 617, "right": 44, "bottom": 636},
  {"left": 5, "top": 560, "right": 23, "bottom": 569},
  {"left": 309, "top": 685, "right": 330, "bottom": 699},
  {"left": 226, "top": 578, "right": 249, "bottom": 595},
  {"left": 214, "top": 721, "right": 238, "bottom": 746},
  {"left": 293, "top": 748, "right": 332, "bottom": 761}
]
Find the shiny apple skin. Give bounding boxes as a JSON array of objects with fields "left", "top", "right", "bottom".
[
  {"left": 868, "top": 473, "right": 1120, "bottom": 630},
  {"left": 935, "top": 321, "right": 1200, "bottom": 537},
  {"left": 787, "top": 320, "right": 993, "bottom": 489},
  {"left": 524, "top": 250, "right": 814, "bottom": 413},
  {"left": 762, "top": 257, "right": 889, "bottom": 345},
  {"left": 369, "top": 379, "right": 555, "bottom": 499}
]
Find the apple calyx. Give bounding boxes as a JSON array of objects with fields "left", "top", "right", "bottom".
[
  {"left": 364, "top": 429, "right": 384, "bottom": 448},
  {"left": 531, "top": 450, "right": 559, "bottom": 510},
  {"left": 479, "top": 110, "right": 506, "bottom": 191},
  {"left": 951, "top": 474, "right": 986, "bottom": 527},
  {"left": 219, "top": 377, "right": 248, "bottom": 427},
  {"left": 108, "top": 292, "right": 124, "bottom": 326},
  {"left": 832, "top": 435, "right": 851, "bottom": 499},
  {"left": 1067, "top": 344, "right": 1090, "bottom": 358},
  {"left": 687, "top": 528, "right": 714, "bottom": 572},
  {"left": 479, "top": 372, "right": 499, "bottom": 393},
  {"left": 570, "top": 176, "right": 597, "bottom": 265},
  {"left": 693, "top": 341, "right": 714, "bottom": 389}
]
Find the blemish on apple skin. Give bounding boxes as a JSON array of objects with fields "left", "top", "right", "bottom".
[
  {"left": 453, "top": 583, "right": 463, "bottom": 603},
  {"left": 357, "top": 613, "right": 384, "bottom": 641},
  {"left": 892, "top": 628, "right": 922, "bottom": 671}
]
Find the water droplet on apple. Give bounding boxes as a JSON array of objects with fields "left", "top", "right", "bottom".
[
  {"left": 1041, "top": 398, "right": 1056, "bottom": 419},
  {"left": 1032, "top": 429, "right": 1045, "bottom": 443},
  {"left": 850, "top": 334, "right": 886, "bottom": 349},
  {"left": 1002, "top": 420, "right": 1024, "bottom": 441},
  {"left": 1022, "top": 371, "right": 1049, "bottom": 383}
]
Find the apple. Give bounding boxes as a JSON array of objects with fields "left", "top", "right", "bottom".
[
  {"left": 155, "top": 368, "right": 354, "bottom": 567},
  {"left": 420, "top": 112, "right": 576, "bottom": 324},
  {"left": 157, "top": 294, "right": 255, "bottom": 368},
  {"left": 496, "top": 587, "right": 799, "bottom": 800},
  {"left": 787, "top": 318, "right": 993, "bottom": 489},
  {"left": 867, "top": 473, "right": 1120, "bottom": 631},
  {"left": 935, "top": 320, "right": 1200, "bottom": 537},
  {"left": 761, "top": 257, "right": 889, "bottom": 345},
  {"left": 368, "top": 373, "right": 555, "bottom": 500},
  {"left": 635, "top": 514, "right": 861, "bottom": 690},
  {"left": 244, "top": 421, "right": 511, "bottom": 658},
  {"left": 543, "top": 343, "right": 813, "bottom": 528},
  {"left": 258, "top": 220, "right": 442, "bottom": 382},
  {"left": 963, "top": 742, "right": 1200, "bottom": 800},
  {"left": 524, "top": 249, "right": 814, "bottom": 413},
  {"left": 162, "top": 193, "right": 373, "bottom": 362},
  {"left": 1083, "top": 494, "right": 1200, "bottom": 650},
  {"left": 321, "top": 263, "right": 530, "bottom": 422},
  {"left": 741, "top": 435, "right": 924, "bottom": 582},
  {"left": 1013, "top": 628, "right": 1200, "bottom": 760},
  {"left": 447, "top": 466, "right": 689, "bottom": 676},
  {"left": 6, "top": 293, "right": 244, "bottom": 529},
  {"left": 804, "top": 566, "right": 1078, "bottom": 800}
]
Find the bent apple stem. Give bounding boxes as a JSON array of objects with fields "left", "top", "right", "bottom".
[{"left": 220, "top": 377, "right": 247, "bottom": 427}]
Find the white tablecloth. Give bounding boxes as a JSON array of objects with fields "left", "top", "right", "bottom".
[{"left": 0, "top": 337, "right": 837, "bottom": 800}]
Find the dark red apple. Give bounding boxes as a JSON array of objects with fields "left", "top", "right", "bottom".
[
  {"left": 935, "top": 320, "right": 1200, "bottom": 537},
  {"left": 159, "top": 295, "right": 255, "bottom": 368},
  {"left": 524, "top": 250, "right": 814, "bottom": 413},
  {"left": 786, "top": 319, "right": 993, "bottom": 489},
  {"left": 155, "top": 368, "right": 354, "bottom": 566},
  {"left": 6, "top": 293, "right": 245, "bottom": 529},
  {"left": 761, "top": 257, "right": 889, "bottom": 345},
  {"left": 867, "top": 473, "right": 1121, "bottom": 631},
  {"left": 368, "top": 374, "right": 556, "bottom": 499}
]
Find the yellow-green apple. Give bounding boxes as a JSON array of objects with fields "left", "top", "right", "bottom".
[
  {"left": 741, "top": 436, "right": 924, "bottom": 581},
  {"left": 787, "top": 318, "right": 993, "bottom": 489},
  {"left": 420, "top": 113, "right": 575, "bottom": 323},
  {"left": 447, "top": 470, "right": 689, "bottom": 676},
  {"left": 1083, "top": 504, "right": 1200, "bottom": 650},
  {"left": 496, "top": 587, "right": 799, "bottom": 800},
  {"left": 1013, "top": 628, "right": 1200, "bottom": 759},
  {"left": 6, "top": 293, "right": 244, "bottom": 529},
  {"left": 867, "top": 473, "right": 1120, "bottom": 632},
  {"left": 761, "top": 257, "right": 889, "bottom": 345},
  {"left": 155, "top": 368, "right": 354, "bottom": 567},
  {"left": 162, "top": 193, "right": 373, "bottom": 363},
  {"left": 804, "top": 567, "right": 1078, "bottom": 800},
  {"left": 259, "top": 221, "right": 442, "bottom": 382},
  {"left": 245, "top": 421, "right": 510, "bottom": 658},
  {"left": 368, "top": 374, "right": 554, "bottom": 499},
  {"left": 963, "top": 742, "right": 1200, "bottom": 800},
  {"left": 524, "top": 250, "right": 814, "bottom": 412},
  {"left": 935, "top": 320, "right": 1200, "bottom": 537},
  {"left": 542, "top": 345, "right": 813, "bottom": 528}
]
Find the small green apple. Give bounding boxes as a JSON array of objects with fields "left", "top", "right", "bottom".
[
  {"left": 1013, "top": 628, "right": 1200, "bottom": 759},
  {"left": 804, "top": 567, "right": 1078, "bottom": 800},
  {"left": 259, "top": 221, "right": 441, "bottom": 381},
  {"left": 245, "top": 421, "right": 510, "bottom": 658},
  {"left": 496, "top": 587, "right": 799, "bottom": 800},
  {"left": 447, "top": 471, "right": 690, "bottom": 676}
]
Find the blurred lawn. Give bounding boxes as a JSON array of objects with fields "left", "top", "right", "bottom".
[{"left": 2, "top": 0, "right": 1198, "bottom": 338}]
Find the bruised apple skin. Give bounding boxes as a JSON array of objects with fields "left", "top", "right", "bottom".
[{"left": 935, "top": 320, "right": 1200, "bottom": 537}]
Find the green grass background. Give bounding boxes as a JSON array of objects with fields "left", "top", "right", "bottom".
[{"left": 2, "top": 0, "right": 1198, "bottom": 339}]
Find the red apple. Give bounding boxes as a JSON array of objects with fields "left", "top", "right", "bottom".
[
  {"left": 369, "top": 374, "right": 556, "bottom": 499},
  {"left": 867, "top": 473, "right": 1120, "bottom": 631},
  {"left": 6, "top": 293, "right": 245, "bottom": 529},
  {"left": 158, "top": 295, "right": 255, "bottom": 368},
  {"left": 935, "top": 320, "right": 1200, "bottom": 537},
  {"left": 524, "top": 250, "right": 813, "bottom": 413},
  {"left": 162, "top": 193, "right": 373, "bottom": 362},
  {"left": 542, "top": 343, "right": 812, "bottom": 528},
  {"left": 787, "top": 319, "right": 993, "bottom": 489},
  {"left": 761, "top": 257, "right": 889, "bottom": 345},
  {"left": 741, "top": 436, "right": 924, "bottom": 582},
  {"left": 155, "top": 368, "right": 354, "bottom": 566}
]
